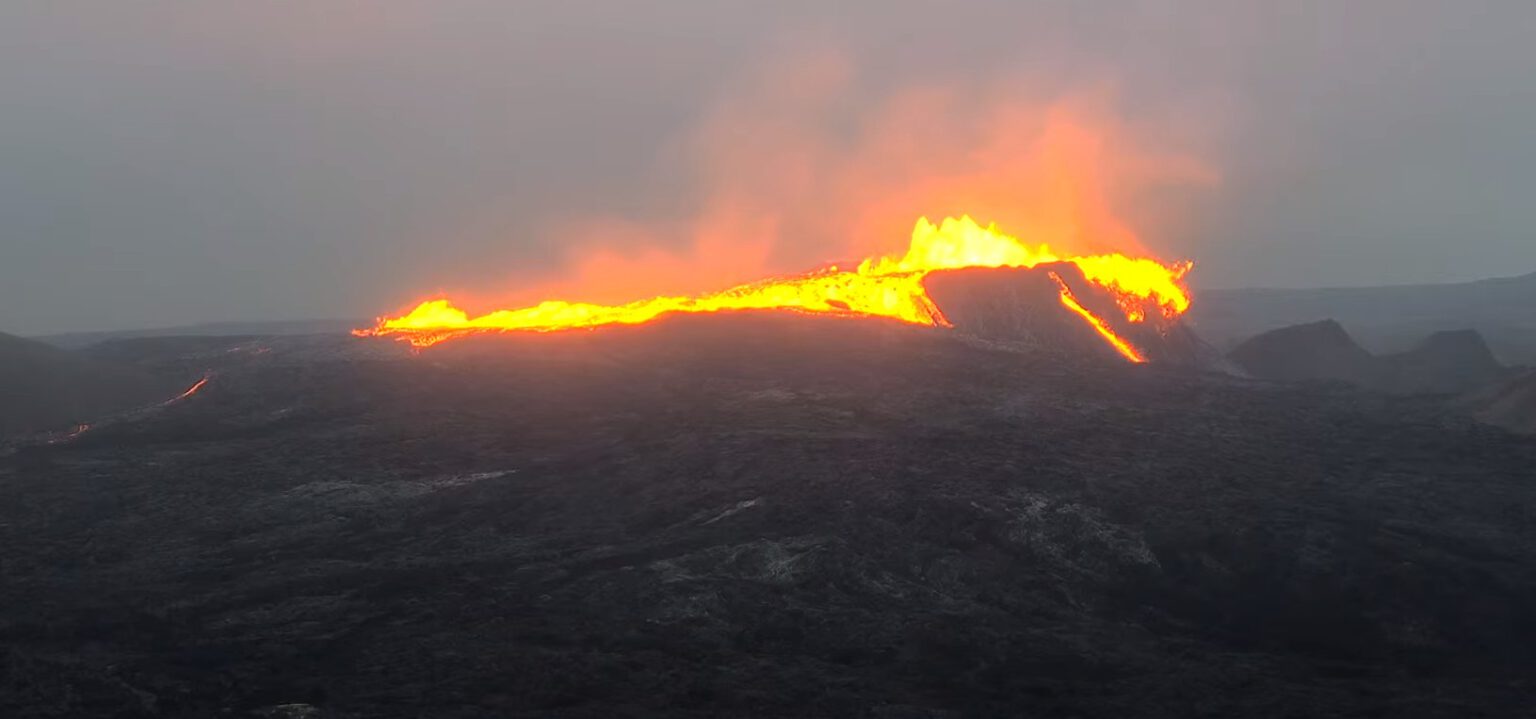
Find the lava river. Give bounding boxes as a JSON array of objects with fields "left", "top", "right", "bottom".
[{"left": 357, "top": 215, "right": 1193, "bottom": 362}]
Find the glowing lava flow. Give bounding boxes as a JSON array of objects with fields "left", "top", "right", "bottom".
[
  {"left": 359, "top": 215, "right": 1192, "bottom": 359},
  {"left": 1047, "top": 271, "right": 1146, "bottom": 363},
  {"left": 48, "top": 423, "right": 94, "bottom": 445},
  {"left": 164, "top": 376, "right": 210, "bottom": 405}
]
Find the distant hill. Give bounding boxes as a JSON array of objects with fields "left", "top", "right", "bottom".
[
  {"left": 80, "top": 335, "right": 264, "bottom": 366},
  {"left": 0, "top": 331, "right": 179, "bottom": 435},
  {"left": 1228, "top": 321, "right": 1511, "bottom": 395},
  {"left": 34, "top": 318, "right": 362, "bottom": 350},
  {"left": 1190, "top": 270, "right": 1536, "bottom": 365},
  {"left": 1386, "top": 329, "right": 1508, "bottom": 395},
  {"left": 1228, "top": 320, "right": 1379, "bottom": 386}
]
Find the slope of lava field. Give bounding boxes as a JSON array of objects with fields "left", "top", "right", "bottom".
[{"left": 2, "top": 314, "right": 1534, "bottom": 718}]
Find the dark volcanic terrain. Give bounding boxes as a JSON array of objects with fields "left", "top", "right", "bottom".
[
  {"left": 2, "top": 314, "right": 1534, "bottom": 718},
  {"left": 0, "top": 332, "right": 182, "bottom": 436}
]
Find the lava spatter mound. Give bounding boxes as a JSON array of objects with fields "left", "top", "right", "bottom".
[{"left": 924, "top": 263, "right": 1231, "bottom": 369}]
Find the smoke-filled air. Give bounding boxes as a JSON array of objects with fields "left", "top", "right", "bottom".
[
  {"left": 362, "top": 50, "right": 1210, "bottom": 358},
  {"left": 6, "top": 6, "right": 1536, "bottom": 718}
]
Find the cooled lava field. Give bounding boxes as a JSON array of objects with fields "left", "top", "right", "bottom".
[{"left": 3, "top": 314, "right": 1534, "bottom": 718}]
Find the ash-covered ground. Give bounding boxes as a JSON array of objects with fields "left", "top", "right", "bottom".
[{"left": 3, "top": 314, "right": 1534, "bottom": 718}]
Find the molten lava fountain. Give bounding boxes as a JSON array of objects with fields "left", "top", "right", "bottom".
[{"left": 357, "top": 216, "right": 1192, "bottom": 362}]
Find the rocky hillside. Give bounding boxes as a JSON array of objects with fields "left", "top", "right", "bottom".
[{"left": 0, "top": 331, "right": 178, "bottom": 436}]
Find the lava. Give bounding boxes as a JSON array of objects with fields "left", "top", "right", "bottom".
[
  {"left": 1047, "top": 271, "right": 1146, "bottom": 363},
  {"left": 358, "top": 215, "right": 1192, "bottom": 360},
  {"left": 164, "top": 376, "right": 210, "bottom": 405},
  {"left": 39, "top": 375, "right": 211, "bottom": 447},
  {"left": 48, "top": 423, "right": 93, "bottom": 445}
]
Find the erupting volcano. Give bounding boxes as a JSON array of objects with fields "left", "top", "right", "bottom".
[{"left": 358, "top": 215, "right": 1193, "bottom": 361}]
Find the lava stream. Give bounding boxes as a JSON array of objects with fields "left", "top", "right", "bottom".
[
  {"left": 1047, "top": 271, "right": 1146, "bottom": 363},
  {"left": 358, "top": 215, "right": 1193, "bottom": 359},
  {"left": 164, "top": 376, "right": 210, "bottom": 405}
]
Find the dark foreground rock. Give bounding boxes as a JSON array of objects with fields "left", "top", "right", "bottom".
[{"left": 1, "top": 315, "right": 1533, "bottom": 718}]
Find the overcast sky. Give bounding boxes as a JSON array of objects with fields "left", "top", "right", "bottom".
[{"left": 3, "top": 2, "right": 1534, "bottom": 334}]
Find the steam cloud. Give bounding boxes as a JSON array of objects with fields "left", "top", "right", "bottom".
[{"left": 461, "top": 46, "right": 1218, "bottom": 313}]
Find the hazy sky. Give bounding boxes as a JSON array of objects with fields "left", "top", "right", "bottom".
[{"left": 4, "top": 2, "right": 1535, "bottom": 334}]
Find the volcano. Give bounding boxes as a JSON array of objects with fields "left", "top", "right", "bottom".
[
  {"left": 370, "top": 259, "right": 1222, "bottom": 371},
  {"left": 357, "top": 216, "right": 1194, "bottom": 363}
]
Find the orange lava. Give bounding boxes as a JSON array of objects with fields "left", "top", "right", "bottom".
[
  {"left": 358, "top": 215, "right": 1192, "bottom": 360},
  {"left": 165, "top": 376, "right": 210, "bottom": 404},
  {"left": 1047, "top": 271, "right": 1146, "bottom": 363},
  {"left": 62, "top": 423, "right": 92, "bottom": 441}
]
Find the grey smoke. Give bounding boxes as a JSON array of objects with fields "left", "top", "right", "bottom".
[{"left": 2, "top": 1, "right": 1533, "bottom": 333}]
